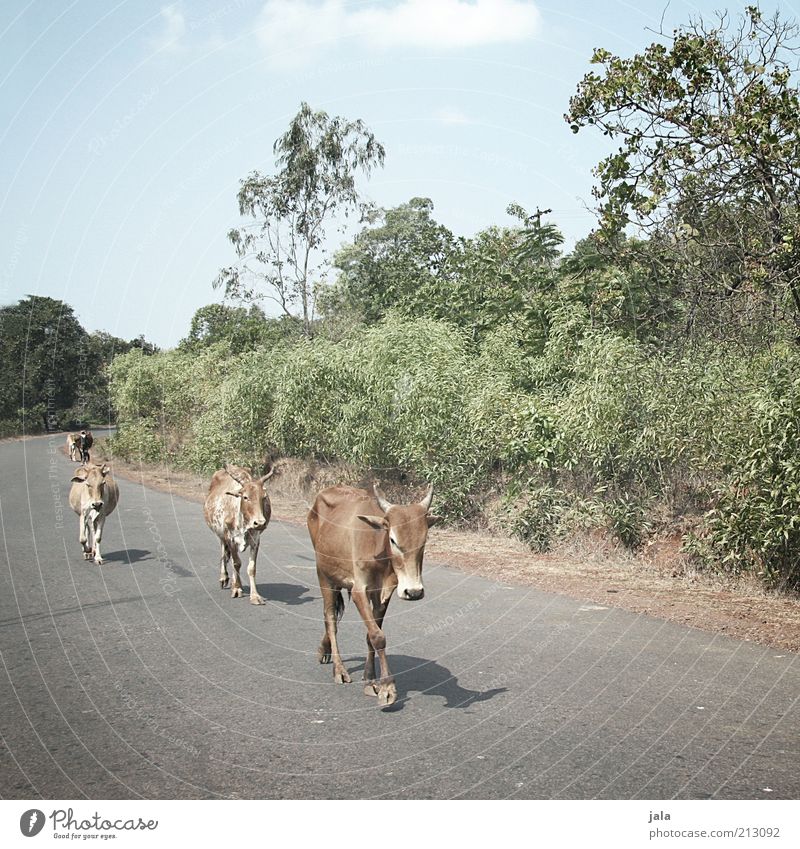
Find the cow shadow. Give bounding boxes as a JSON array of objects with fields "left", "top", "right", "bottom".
[
  {"left": 101, "top": 548, "right": 152, "bottom": 565},
  {"left": 350, "top": 654, "right": 507, "bottom": 712},
  {"left": 256, "top": 582, "right": 316, "bottom": 606}
]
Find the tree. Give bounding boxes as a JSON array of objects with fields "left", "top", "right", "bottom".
[
  {"left": 323, "top": 197, "right": 459, "bottom": 324},
  {"left": 179, "top": 303, "right": 300, "bottom": 353},
  {"left": 566, "top": 7, "right": 800, "bottom": 340},
  {"left": 215, "top": 102, "right": 385, "bottom": 335},
  {"left": 0, "top": 296, "right": 87, "bottom": 430},
  {"left": 449, "top": 204, "right": 564, "bottom": 344}
]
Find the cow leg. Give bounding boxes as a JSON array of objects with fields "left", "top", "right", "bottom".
[
  {"left": 79, "top": 513, "right": 92, "bottom": 559},
  {"left": 230, "top": 548, "right": 243, "bottom": 598},
  {"left": 92, "top": 514, "right": 106, "bottom": 565},
  {"left": 246, "top": 533, "right": 265, "bottom": 605},
  {"left": 351, "top": 590, "right": 396, "bottom": 706},
  {"left": 362, "top": 589, "right": 385, "bottom": 693},
  {"left": 318, "top": 577, "right": 350, "bottom": 684},
  {"left": 218, "top": 541, "right": 230, "bottom": 588}
]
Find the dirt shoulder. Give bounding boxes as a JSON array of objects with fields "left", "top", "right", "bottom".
[{"left": 87, "top": 444, "right": 800, "bottom": 654}]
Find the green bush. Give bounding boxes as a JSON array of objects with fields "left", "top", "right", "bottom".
[
  {"left": 700, "top": 362, "right": 800, "bottom": 589},
  {"left": 502, "top": 483, "right": 566, "bottom": 551},
  {"left": 107, "top": 309, "right": 800, "bottom": 587}
]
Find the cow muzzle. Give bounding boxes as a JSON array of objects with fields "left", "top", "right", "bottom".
[
  {"left": 91, "top": 501, "right": 104, "bottom": 511},
  {"left": 400, "top": 587, "right": 424, "bottom": 601}
]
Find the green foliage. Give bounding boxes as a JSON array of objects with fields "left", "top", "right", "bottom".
[
  {"left": 216, "top": 102, "right": 385, "bottom": 333},
  {"left": 327, "top": 200, "right": 566, "bottom": 346},
  {"left": 0, "top": 296, "right": 87, "bottom": 430},
  {"left": 0, "top": 296, "right": 155, "bottom": 432},
  {"left": 604, "top": 494, "right": 651, "bottom": 550},
  {"left": 699, "top": 361, "right": 800, "bottom": 589},
  {"left": 325, "top": 198, "right": 458, "bottom": 324},
  {"left": 180, "top": 303, "right": 300, "bottom": 353},
  {"left": 566, "top": 8, "right": 800, "bottom": 337},
  {"left": 503, "top": 484, "right": 566, "bottom": 552}
]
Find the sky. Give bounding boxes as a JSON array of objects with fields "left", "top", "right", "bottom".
[{"left": 1, "top": 0, "right": 796, "bottom": 348}]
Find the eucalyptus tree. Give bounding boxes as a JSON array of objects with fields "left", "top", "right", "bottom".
[{"left": 215, "top": 102, "right": 385, "bottom": 335}]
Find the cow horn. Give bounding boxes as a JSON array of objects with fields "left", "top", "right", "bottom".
[
  {"left": 373, "top": 482, "right": 393, "bottom": 513},
  {"left": 420, "top": 483, "right": 434, "bottom": 511}
]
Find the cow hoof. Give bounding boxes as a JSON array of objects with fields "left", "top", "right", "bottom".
[
  {"left": 220, "top": 578, "right": 229, "bottom": 589},
  {"left": 318, "top": 645, "right": 331, "bottom": 664},
  {"left": 231, "top": 587, "right": 243, "bottom": 598},
  {"left": 94, "top": 558, "right": 105, "bottom": 565},
  {"left": 83, "top": 551, "right": 92, "bottom": 560},
  {"left": 334, "top": 669, "right": 352, "bottom": 684},
  {"left": 364, "top": 682, "right": 379, "bottom": 697},
  {"left": 378, "top": 683, "right": 397, "bottom": 706},
  {"left": 249, "top": 595, "right": 265, "bottom": 605}
]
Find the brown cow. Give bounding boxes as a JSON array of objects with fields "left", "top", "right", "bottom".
[
  {"left": 66, "top": 432, "right": 81, "bottom": 462},
  {"left": 69, "top": 462, "right": 119, "bottom": 564},
  {"left": 203, "top": 464, "right": 274, "bottom": 604},
  {"left": 307, "top": 482, "right": 439, "bottom": 706}
]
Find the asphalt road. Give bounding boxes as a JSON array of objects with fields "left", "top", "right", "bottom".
[{"left": 1, "top": 433, "right": 798, "bottom": 800}]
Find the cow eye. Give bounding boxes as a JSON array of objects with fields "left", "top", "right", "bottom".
[
  {"left": 242, "top": 495, "right": 249, "bottom": 501},
  {"left": 389, "top": 536, "right": 400, "bottom": 550}
]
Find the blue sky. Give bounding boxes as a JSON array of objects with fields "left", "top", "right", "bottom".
[{"left": 0, "top": 0, "right": 794, "bottom": 347}]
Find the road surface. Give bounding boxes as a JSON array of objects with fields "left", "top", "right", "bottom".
[{"left": 1, "top": 433, "right": 798, "bottom": 799}]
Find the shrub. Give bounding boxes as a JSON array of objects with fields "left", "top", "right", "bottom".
[{"left": 700, "top": 361, "right": 800, "bottom": 589}]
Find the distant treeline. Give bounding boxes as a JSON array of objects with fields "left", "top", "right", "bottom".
[{"left": 0, "top": 295, "right": 157, "bottom": 436}]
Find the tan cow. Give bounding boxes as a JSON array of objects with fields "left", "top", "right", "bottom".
[
  {"left": 203, "top": 464, "right": 274, "bottom": 604},
  {"left": 307, "top": 482, "right": 439, "bottom": 706},
  {"left": 66, "top": 432, "right": 81, "bottom": 462},
  {"left": 69, "top": 463, "right": 119, "bottom": 564}
]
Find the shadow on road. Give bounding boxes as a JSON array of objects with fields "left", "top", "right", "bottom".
[
  {"left": 0, "top": 595, "right": 155, "bottom": 628},
  {"left": 101, "top": 548, "right": 152, "bottom": 565},
  {"left": 257, "top": 582, "right": 316, "bottom": 605},
  {"left": 349, "top": 654, "right": 507, "bottom": 712}
]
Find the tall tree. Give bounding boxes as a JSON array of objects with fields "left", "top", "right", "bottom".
[
  {"left": 0, "top": 296, "right": 86, "bottom": 429},
  {"left": 324, "top": 197, "right": 458, "bottom": 324},
  {"left": 215, "top": 102, "right": 385, "bottom": 335},
  {"left": 566, "top": 7, "right": 800, "bottom": 340}
]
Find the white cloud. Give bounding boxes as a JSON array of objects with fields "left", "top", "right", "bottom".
[
  {"left": 256, "top": 0, "right": 540, "bottom": 65},
  {"left": 151, "top": 5, "right": 187, "bottom": 52},
  {"left": 436, "top": 106, "right": 471, "bottom": 125}
]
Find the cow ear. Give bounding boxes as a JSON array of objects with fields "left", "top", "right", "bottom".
[
  {"left": 225, "top": 490, "right": 243, "bottom": 498},
  {"left": 357, "top": 514, "right": 388, "bottom": 531},
  {"left": 100, "top": 465, "right": 111, "bottom": 476},
  {"left": 426, "top": 514, "right": 442, "bottom": 528},
  {"left": 71, "top": 475, "right": 86, "bottom": 483}
]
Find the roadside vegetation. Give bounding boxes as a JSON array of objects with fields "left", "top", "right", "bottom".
[
  {"left": 103, "top": 8, "right": 800, "bottom": 592},
  {"left": 0, "top": 295, "right": 157, "bottom": 437}
]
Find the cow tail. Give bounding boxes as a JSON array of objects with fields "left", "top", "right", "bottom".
[{"left": 334, "top": 590, "right": 346, "bottom": 623}]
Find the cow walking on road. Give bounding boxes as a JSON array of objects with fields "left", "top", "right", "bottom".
[
  {"left": 307, "top": 482, "right": 439, "bottom": 706},
  {"left": 203, "top": 464, "right": 274, "bottom": 604},
  {"left": 66, "top": 432, "right": 81, "bottom": 462},
  {"left": 78, "top": 430, "right": 93, "bottom": 463},
  {"left": 69, "top": 462, "right": 119, "bottom": 564}
]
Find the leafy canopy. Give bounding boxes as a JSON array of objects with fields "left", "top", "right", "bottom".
[
  {"left": 566, "top": 6, "right": 800, "bottom": 334},
  {"left": 216, "top": 102, "right": 385, "bottom": 333}
]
